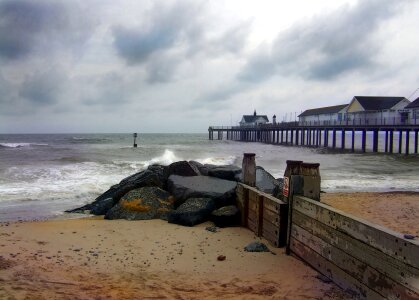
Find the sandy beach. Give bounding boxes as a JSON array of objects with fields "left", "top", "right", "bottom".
[
  {"left": 0, "top": 217, "right": 349, "bottom": 299},
  {"left": 1, "top": 191, "right": 418, "bottom": 299},
  {"left": 322, "top": 191, "right": 419, "bottom": 236}
]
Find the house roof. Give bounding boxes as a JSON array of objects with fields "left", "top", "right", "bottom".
[
  {"left": 298, "top": 104, "right": 348, "bottom": 117},
  {"left": 405, "top": 97, "right": 419, "bottom": 109},
  {"left": 241, "top": 115, "right": 269, "bottom": 123},
  {"left": 353, "top": 96, "right": 407, "bottom": 111}
]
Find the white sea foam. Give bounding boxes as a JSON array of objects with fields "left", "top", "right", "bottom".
[
  {"left": 0, "top": 143, "right": 48, "bottom": 148},
  {"left": 147, "top": 149, "right": 179, "bottom": 166},
  {"left": 197, "top": 155, "right": 237, "bottom": 166}
]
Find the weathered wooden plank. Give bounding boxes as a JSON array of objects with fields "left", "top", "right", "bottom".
[
  {"left": 263, "top": 228, "right": 282, "bottom": 247},
  {"left": 293, "top": 196, "right": 419, "bottom": 269},
  {"left": 290, "top": 238, "right": 383, "bottom": 300},
  {"left": 263, "top": 208, "right": 279, "bottom": 226},
  {"left": 248, "top": 209, "right": 257, "bottom": 223},
  {"left": 247, "top": 218, "right": 258, "bottom": 234},
  {"left": 249, "top": 199, "right": 259, "bottom": 212},
  {"left": 249, "top": 190, "right": 259, "bottom": 203},
  {"left": 238, "top": 183, "right": 285, "bottom": 205},
  {"left": 291, "top": 224, "right": 419, "bottom": 299},
  {"left": 263, "top": 197, "right": 283, "bottom": 214},
  {"left": 293, "top": 210, "right": 419, "bottom": 293},
  {"left": 263, "top": 219, "right": 280, "bottom": 236}
]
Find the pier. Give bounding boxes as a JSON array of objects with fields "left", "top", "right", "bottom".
[{"left": 208, "top": 122, "right": 419, "bottom": 155}]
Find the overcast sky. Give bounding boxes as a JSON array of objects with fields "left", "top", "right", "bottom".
[{"left": 1, "top": 0, "right": 418, "bottom": 133}]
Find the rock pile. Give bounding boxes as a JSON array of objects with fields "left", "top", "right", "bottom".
[{"left": 67, "top": 160, "right": 281, "bottom": 228}]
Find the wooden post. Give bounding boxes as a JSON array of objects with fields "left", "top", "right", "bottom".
[
  {"left": 398, "top": 130, "right": 403, "bottom": 154},
  {"left": 315, "top": 130, "right": 319, "bottom": 147},
  {"left": 284, "top": 160, "right": 303, "bottom": 255},
  {"left": 332, "top": 129, "right": 337, "bottom": 148},
  {"left": 324, "top": 130, "right": 328, "bottom": 147},
  {"left": 301, "top": 163, "right": 321, "bottom": 201},
  {"left": 242, "top": 153, "right": 256, "bottom": 187},
  {"left": 341, "top": 129, "right": 345, "bottom": 149},
  {"left": 389, "top": 130, "right": 394, "bottom": 153},
  {"left": 405, "top": 130, "right": 410, "bottom": 155},
  {"left": 295, "top": 129, "right": 299, "bottom": 146},
  {"left": 415, "top": 130, "right": 418, "bottom": 154},
  {"left": 290, "top": 129, "right": 294, "bottom": 145},
  {"left": 351, "top": 129, "right": 355, "bottom": 152},
  {"left": 373, "top": 129, "right": 379, "bottom": 153},
  {"left": 385, "top": 130, "right": 389, "bottom": 153},
  {"left": 361, "top": 129, "right": 366, "bottom": 153}
]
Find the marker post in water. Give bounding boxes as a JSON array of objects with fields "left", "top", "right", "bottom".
[{"left": 133, "top": 133, "right": 138, "bottom": 148}]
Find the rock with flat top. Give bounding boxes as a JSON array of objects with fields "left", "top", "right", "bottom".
[
  {"left": 207, "top": 165, "right": 242, "bottom": 181},
  {"left": 167, "top": 175, "right": 237, "bottom": 208},
  {"left": 167, "top": 161, "right": 200, "bottom": 177}
]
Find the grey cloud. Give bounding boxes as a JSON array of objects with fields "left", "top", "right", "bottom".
[
  {"left": 113, "top": 1, "right": 205, "bottom": 65},
  {"left": 239, "top": 0, "right": 405, "bottom": 82},
  {"left": 0, "top": 0, "right": 93, "bottom": 61},
  {"left": 19, "top": 69, "right": 66, "bottom": 105},
  {"left": 113, "top": 1, "right": 250, "bottom": 83}
]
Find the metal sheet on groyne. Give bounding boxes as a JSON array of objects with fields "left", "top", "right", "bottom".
[{"left": 290, "top": 195, "right": 419, "bottom": 299}]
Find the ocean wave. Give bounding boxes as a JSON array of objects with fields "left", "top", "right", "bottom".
[
  {"left": 70, "top": 137, "right": 111, "bottom": 143},
  {"left": 197, "top": 155, "right": 237, "bottom": 166},
  {"left": 0, "top": 143, "right": 49, "bottom": 148}
]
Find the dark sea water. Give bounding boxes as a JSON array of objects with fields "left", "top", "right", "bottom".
[{"left": 0, "top": 133, "right": 418, "bottom": 221}]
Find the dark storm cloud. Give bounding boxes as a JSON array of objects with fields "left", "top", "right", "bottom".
[
  {"left": 0, "top": 0, "right": 92, "bottom": 60},
  {"left": 113, "top": 1, "right": 204, "bottom": 65},
  {"left": 113, "top": 1, "right": 250, "bottom": 83},
  {"left": 239, "top": 0, "right": 405, "bottom": 82}
]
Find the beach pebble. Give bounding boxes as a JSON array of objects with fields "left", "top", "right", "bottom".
[
  {"left": 404, "top": 234, "right": 415, "bottom": 240},
  {"left": 244, "top": 242, "right": 270, "bottom": 252},
  {"left": 206, "top": 226, "right": 218, "bottom": 233},
  {"left": 217, "top": 255, "right": 226, "bottom": 261}
]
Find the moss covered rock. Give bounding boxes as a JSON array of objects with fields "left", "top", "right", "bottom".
[{"left": 105, "top": 187, "right": 174, "bottom": 220}]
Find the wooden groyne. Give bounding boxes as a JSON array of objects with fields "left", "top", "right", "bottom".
[
  {"left": 238, "top": 158, "right": 419, "bottom": 299},
  {"left": 209, "top": 123, "right": 419, "bottom": 155}
]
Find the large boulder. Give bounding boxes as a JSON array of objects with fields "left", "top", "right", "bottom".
[
  {"left": 207, "top": 165, "right": 242, "bottom": 181},
  {"left": 167, "top": 175, "right": 237, "bottom": 208},
  {"left": 105, "top": 187, "right": 173, "bottom": 220},
  {"left": 167, "top": 161, "right": 200, "bottom": 177},
  {"left": 188, "top": 161, "right": 208, "bottom": 176},
  {"left": 211, "top": 205, "right": 240, "bottom": 227},
  {"left": 167, "top": 198, "right": 215, "bottom": 226},
  {"left": 255, "top": 166, "right": 280, "bottom": 194},
  {"left": 147, "top": 164, "right": 169, "bottom": 188},
  {"left": 67, "top": 170, "right": 162, "bottom": 215}
]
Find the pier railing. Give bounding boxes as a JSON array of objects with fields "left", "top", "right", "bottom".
[{"left": 211, "top": 117, "right": 418, "bottom": 129}]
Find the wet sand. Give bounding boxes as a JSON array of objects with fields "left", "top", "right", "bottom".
[
  {"left": 321, "top": 191, "right": 419, "bottom": 236},
  {"left": 0, "top": 218, "right": 349, "bottom": 299}
]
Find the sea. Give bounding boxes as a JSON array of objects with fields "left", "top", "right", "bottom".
[{"left": 0, "top": 133, "right": 418, "bottom": 222}]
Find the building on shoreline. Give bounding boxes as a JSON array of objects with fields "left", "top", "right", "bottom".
[
  {"left": 346, "top": 96, "right": 410, "bottom": 125},
  {"left": 240, "top": 110, "right": 269, "bottom": 127},
  {"left": 405, "top": 97, "right": 419, "bottom": 124},
  {"left": 298, "top": 104, "right": 348, "bottom": 126},
  {"left": 297, "top": 96, "right": 412, "bottom": 126}
]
